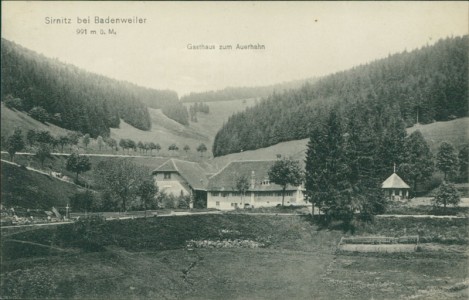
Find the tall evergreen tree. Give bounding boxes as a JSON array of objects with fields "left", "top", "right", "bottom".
[
  {"left": 375, "top": 104, "right": 407, "bottom": 180},
  {"left": 305, "top": 110, "right": 352, "bottom": 221},
  {"left": 344, "top": 107, "right": 386, "bottom": 217},
  {"left": 399, "top": 130, "right": 434, "bottom": 194}
]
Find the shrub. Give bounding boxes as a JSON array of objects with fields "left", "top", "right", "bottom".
[
  {"left": 28, "top": 106, "right": 49, "bottom": 123},
  {"left": 433, "top": 182, "right": 461, "bottom": 209},
  {"left": 4, "top": 96, "right": 23, "bottom": 110}
]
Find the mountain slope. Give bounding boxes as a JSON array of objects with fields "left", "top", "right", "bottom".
[
  {"left": 212, "top": 35, "right": 468, "bottom": 156},
  {"left": 1, "top": 38, "right": 179, "bottom": 137}
]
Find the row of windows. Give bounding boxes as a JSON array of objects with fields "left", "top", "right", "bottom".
[
  {"left": 215, "top": 202, "right": 242, "bottom": 207},
  {"left": 215, "top": 200, "right": 292, "bottom": 207},
  {"left": 211, "top": 191, "right": 294, "bottom": 197}
]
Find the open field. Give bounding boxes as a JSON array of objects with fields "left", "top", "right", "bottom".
[
  {"left": 407, "top": 118, "right": 469, "bottom": 153},
  {"left": 1, "top": 215, "right": 467, "bottom": 299},
  {"left": 183, "top": 98, "right": 258, "bottom": 139},
  {"left": 210, "top": 138, "right": 308, "bottom": 170}
]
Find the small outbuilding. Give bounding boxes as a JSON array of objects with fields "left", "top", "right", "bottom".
[{"left": 381, "top": 172, "right": 410, "bottom": 201}]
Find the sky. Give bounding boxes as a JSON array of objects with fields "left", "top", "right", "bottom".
[{"left": 2, "top": 1, "right": 468, "bottom": 97}]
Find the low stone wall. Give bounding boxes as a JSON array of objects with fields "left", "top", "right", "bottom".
[
  {"left": 338, "top": 243, "right": 417, "bottom": 253},
  {"left": 338, "top": 235, "right": 419, "bottom": 253}
]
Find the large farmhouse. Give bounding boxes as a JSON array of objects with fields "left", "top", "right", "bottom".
[
  {"left": 152, "top": 159, "right": 209, "bottom": 207},
  {"left": 207, "top": 160, "right": 307, "bottom": 210}
]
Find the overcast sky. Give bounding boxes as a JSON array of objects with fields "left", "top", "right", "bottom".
[{"left": 2, "top": 1, "right": 468, "bottom": 97}]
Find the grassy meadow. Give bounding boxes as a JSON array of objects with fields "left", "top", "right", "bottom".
[
  {"left": 1, "top": 161, "right": 84, "bottom": 210},
  {"left": 1, "top": 214, "right": 467, "bottom": 299}
]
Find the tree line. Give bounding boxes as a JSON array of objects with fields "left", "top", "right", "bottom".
[
  {"left": 189, "top": 102, "right": 210, "bottom": 122},
  {"left": 1, "top": 38, "right": 181, "bottom": 137},
  {"left": 213, "top": 35, "right": 468, "bottom": 156},
  {"left": 161, "top": 101, "right": 189, "bottom": 125},
  {"left": 180, "top": 78, "right": 316, "bottom": 103},
  {"left": 1, "top": 127, "right": 209, "bottom": 161}
]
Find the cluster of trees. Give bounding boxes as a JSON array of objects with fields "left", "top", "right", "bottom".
[
  {"left": 161, "top": 102, "right": 189, "bottom": 125},
  {"left": 116, "top": 139, "right": 207, "bottom": 156},
  {"left": 1, "top": 39, "right": 180, "bottom": 137},
  {"left": 68, "top": 158, "right": 158, "bottom": 214},
  {"left": 9, "top": 128, "right": 117, "bottom": 155},
  {"left": 94, "top": 159, "right": 155, "bottom": 212},
  {"left": 304, "top": 105, "right": 468, "bottom": 223},
  {"left": 213, "top": 36, "right": 468, "bottom": 156},
  {"left": 180, "top": 78, "right": 316, "bottom": 103},
  {"left": 188, "top": 102, "right": 210, "bottom": 122},
  {"left": 70, "top": 187, "right": 191, "bottom": 213},
  {"left": 2, "top": 127, "right": 209, "bottom": 158}
]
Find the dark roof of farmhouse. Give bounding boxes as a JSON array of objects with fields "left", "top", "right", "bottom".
[
  {"left": 207, "top": 160, "right": 299, "bottom": 192},
  {"left": 381, "top": 173, "right": 410, "bottom": 189},
  {"left": 153, "top": 159, "right": 209, "bottom": 190}
]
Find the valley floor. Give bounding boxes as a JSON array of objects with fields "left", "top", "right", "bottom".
[
  {"left": 1, "top": 246, "right": 467, "bottom": 299},
  {"left": 1, "top": 215, "right": 467, "bottom": 299}
]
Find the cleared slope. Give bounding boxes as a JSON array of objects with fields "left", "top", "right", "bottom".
[
  {"left": 184, "top": 98, "right": 258, "bottom": 139},
  {"left": 110, "top": 99, "right": 258, "bottom": 160},
  {"left": 0, "top": 103, "right": 70, "bottom": 137},
  {"left": 407, "top": 117, "right": 469, "bottom": 152}
]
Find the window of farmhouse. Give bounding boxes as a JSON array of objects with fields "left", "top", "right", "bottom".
[
  {"left": 212, "top": 192, "right": 220, "bottom": 197},
  {"left": 216, "top": 201, "right": 220, "bottom": 207},
  {"left": 164, "top": 172, "right": 171, "bottom": 179}
]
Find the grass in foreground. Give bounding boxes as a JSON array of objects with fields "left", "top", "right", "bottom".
[{"left": 1, "top": 215, "right": 467, "bottom": 299}]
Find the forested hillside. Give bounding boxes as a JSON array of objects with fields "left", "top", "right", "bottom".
[
  {"left": 180, "top": 78, "right": 316, "bottom": 103},
  {"left": 1, "top": 39, "right": 179, "bottom": 137},
  {"left": 213, "top": 36, "right": 468, "bottom": 157}
]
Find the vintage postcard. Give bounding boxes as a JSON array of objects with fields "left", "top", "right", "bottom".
[{"left": 1, "top": 1, "right": 468, "bottom": 299}]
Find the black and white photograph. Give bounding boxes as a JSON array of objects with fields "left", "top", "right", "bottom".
[{"left": 1, "top": 1, "right": 468, "bottom": 299}]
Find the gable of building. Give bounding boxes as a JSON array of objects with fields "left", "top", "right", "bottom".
[
  {"left": 381, "top": 173, "right": 410, "bottom": 189},
  {"left": 152, "top": 159, "right": 209, "bottom": 191}
]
